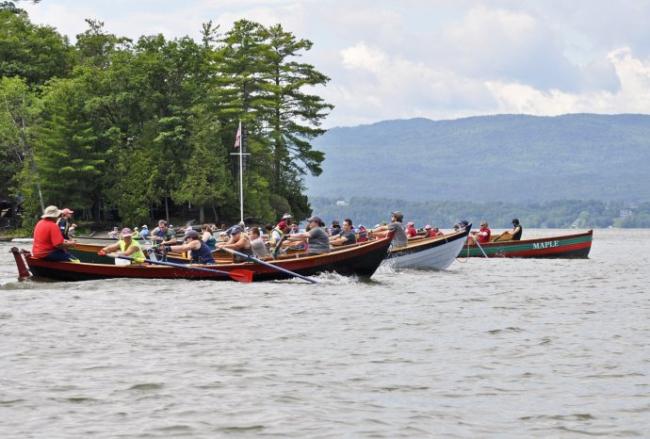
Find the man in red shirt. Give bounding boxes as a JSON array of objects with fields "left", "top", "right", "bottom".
[
  {"left": 32, "top": 205, "right": 76, "bottom": 261},
  {"left": 406, "top": 221, "right": 418, "bottom": 238},
  {"left": 475, "top": 221, "right": 492, "bottom": 244}
]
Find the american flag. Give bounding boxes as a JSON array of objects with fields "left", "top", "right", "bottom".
[{"left": 234, "top": 121, "right": 242, "bottom": 149}]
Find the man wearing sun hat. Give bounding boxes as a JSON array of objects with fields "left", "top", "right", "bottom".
[
  {"left": 32, "top": 205, "right": 77, "bottom": 261},
  {"left": 98, "top": 227, "right": 146, "bottom": 263}
]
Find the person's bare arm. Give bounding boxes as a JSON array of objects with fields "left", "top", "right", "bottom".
[
  {"left": 287, "top": 232, "right": 310, "bottom": 241},
  {"left": 101, "top": 243, "right": 120, "bottom": 253}
]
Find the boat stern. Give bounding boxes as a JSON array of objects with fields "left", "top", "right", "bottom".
[{"left": 10, "top": 247, "right": 32, "bottom": 280}]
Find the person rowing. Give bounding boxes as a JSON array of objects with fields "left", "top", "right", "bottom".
[
  {"left": 249, "top": 227, "right": 270, "bottom": 258},
  {"left": 201, "top": 224, "right": 217, "bottom": 250},
  {"left": 286, "top": 216, "right": 331, "bottom": 255},
  {"left": 470, "top": 220, "right": 491, "bottom": 244},
  {"left": 370, "top": 210, "right": 408, "bottom": 248},
  {"left": 330, "top": 218, "right": 357, "bottom": 246},
  {"left": 98, "top": 227, "right": 146, "bottom": 263},
  {"left": 163, "top": 229, "right": 215, "bottom": 264},
  {"left": 151, "top": 219, "right": 176, "bottom": 244},
  {"left": 217, "top": 225, "right": 253, "bottom": 262},
  {"left": 269, "top": 215, "right": 291, "bottom": 247}
]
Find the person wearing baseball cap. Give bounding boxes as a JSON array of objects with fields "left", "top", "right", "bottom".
[
  {"left": 370, "top": 210, "right": 408, "bottom": 248},
  {"left": 162, "top": 229, "right": 215, "bottom": 264},
  {"left": 32, "top": 205, "right": 77, "bottom": 261},
  {"left": 286, "top": 215, "right": 330, "bottom": 255},
  {"left": 217, "top": 224, "right": 253, "bottom": 262},
  {"left": 98, "top": 227, "right": 146, "bottom": 263},
  {"left": 269, "top": 219, "right": 291, "bottom": 247},
  {"left": 57, "top": 207, "right": 77, "bottom": 240}
]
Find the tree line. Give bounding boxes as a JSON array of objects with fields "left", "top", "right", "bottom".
[{"left": 0, "top": 4, "right": 332, "bottom": 228}]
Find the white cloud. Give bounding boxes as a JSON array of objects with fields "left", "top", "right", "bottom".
[{"left": 17, "top": 1, "right": 650, "bottom": 126}]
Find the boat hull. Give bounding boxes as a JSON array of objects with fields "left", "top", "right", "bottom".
[
  {"left": 386, "top": 226, "right": 470, "bottom": 270},
  {"left": 459, "top": 230, "right": 593, "bottom": 258},
  {"left": 12, "top": 237, "right": 392, "bottom": 282}
]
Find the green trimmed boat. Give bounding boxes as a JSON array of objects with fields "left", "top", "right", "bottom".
[{"left": 459, "top": 230, "right": 593, "bottom": 258}]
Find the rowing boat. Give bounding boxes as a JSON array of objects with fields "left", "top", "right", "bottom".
[
  {"left": 386, "top": 225, "right": 470, "bottom": 270},
  {"left": 10, "top": 235, "right": 392, "bottom": 282},
  {"left": 459, "top": 230, "right": 593, "bottom": 258}
]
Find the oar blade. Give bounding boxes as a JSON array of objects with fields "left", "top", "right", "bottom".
[{"left": 229, "top": 269, "right": 254, "bottom": 283}]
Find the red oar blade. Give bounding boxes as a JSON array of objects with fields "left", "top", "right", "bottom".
[{"left": 229, "top": 269, "right": 254, "bottom": 283}]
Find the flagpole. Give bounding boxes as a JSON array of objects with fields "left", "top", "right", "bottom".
[{"left": 239, "top": 121, "right": 244, "bottom": 224}]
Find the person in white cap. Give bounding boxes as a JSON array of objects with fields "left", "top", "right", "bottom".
[
  {"left": 32, "top": 205, "right": 77, "bottom": 261},
  {"left": 98, "top": 228, "right": 146, "bottom": 263}
]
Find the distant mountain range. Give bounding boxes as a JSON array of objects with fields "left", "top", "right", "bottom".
[{"left": 306, "top": 114, "right": 650, "bottom": 202}]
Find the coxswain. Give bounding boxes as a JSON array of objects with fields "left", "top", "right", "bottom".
[
  {"left": 218, "top": 225, "right": 253, "bottom": 262},
  {"left": 32, "top": 205, "right": 77, "bottom": 261},
  {"left": 151, "top": 219, "right": 176, "bottom": 244},
  {"left": 164, "top": 229, "right": 215, "bottom": 264},
  {"left": 330, "top": 218, "right": 357, "bottom": 246},
  {"left": 57, "top": 208, "right": 76, "bottom": 239},
  {"left": 287, "top": 216, "right": 331, "bottom": 255},
  {"left": 510, "top": 218, "right": 523, "bottom": 240},
  {"left": 98, "top": 228, "right": 146, "bottom": 263},
  {"left": 370, "top": 211, "right": 408, "bottom": 248},
  {"left": 496, "top": 218, "right": 523, "bottom": 241}
]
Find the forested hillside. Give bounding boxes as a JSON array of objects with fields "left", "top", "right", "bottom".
[
  {"left": 0, "top": 4, "right": 331, "bottom": 227},
  {"left": 310, "top": 197, "right": 650, "bottom": 229},
  {"left": 307, "top": 114, "right": 650, "bottom": 202}
]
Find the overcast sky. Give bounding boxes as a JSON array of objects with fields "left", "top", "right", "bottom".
[{"left": 21, "top": 0, "right": 650, "bottom": 127}]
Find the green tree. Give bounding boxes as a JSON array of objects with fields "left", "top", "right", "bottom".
[
  {"left": 0, "top": 6, "right": 71, "bottom": 85},
  {"left": 33, "top": 77, "right": 108, "bottom": 215},
  {"left": 174, "top": 104, "right": 229, "bottom": 223},
  {"left": 265, "top": 24, "right": 332, "bottom": 196}
]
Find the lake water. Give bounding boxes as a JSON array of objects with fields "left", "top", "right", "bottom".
[{"left": 0, "top": 229, "right": 648, "bottom": 438}]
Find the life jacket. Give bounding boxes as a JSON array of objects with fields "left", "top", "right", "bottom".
[
  {"left": 119, "top": 239, "right": 146, "bottom": 263},
  {"left": 512, "top": 225, "right": 523, "bottom": 240},
  {"left": 269, "top": 227, "right": 284, "bottom": 246},
  {"left": 191, "top": 241, "right": 215, "bottom": 264}
]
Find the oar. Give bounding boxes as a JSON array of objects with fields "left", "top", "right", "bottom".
[
  {"left": 219, "top": 246, "right": 317, "bottom": 284},
  {"left": 109, "top": 254, "right": 254, "bottom": 283},
  {"left": 470, "top": 234, "right": 489, "bottom": 258}
]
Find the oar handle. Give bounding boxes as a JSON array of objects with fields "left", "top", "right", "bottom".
[{"left": 219, "top": 246, "right": 317, "bottom": 284}]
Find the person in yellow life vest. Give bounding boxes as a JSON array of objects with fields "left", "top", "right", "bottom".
[{"left": 98, "top": 228, "right": 146, "bottom": 263}]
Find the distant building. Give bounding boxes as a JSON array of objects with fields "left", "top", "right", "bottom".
[
  {"left": 336, "top": 200, "right": 348, "bottom": 207},
  {"left": 619, "top": 209, "right": 633, "bottom": 218}
]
